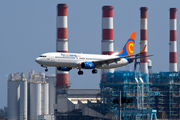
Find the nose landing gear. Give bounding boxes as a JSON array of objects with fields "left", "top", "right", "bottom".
[
  {"left": 45, "top": 68, "right": 48, "bottom": 72},
  {"left": 41, "top": 65, "right": 48, "bottom": 72}
]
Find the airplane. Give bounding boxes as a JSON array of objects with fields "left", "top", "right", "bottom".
[{"left": 35, "top": 32, "right": 151, "bottom": 75}]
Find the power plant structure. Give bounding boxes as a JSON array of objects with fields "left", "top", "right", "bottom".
[{"left": 7, "top": 4, "right": 180, "bottom": 120}]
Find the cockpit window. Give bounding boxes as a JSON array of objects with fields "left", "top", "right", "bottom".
[{"left": 39, "top": 55, "right": 47, "bottom": 57}]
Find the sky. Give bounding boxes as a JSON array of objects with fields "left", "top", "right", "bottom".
[{"left": 0, "top": 0, "right": 180, "bottom": 108}]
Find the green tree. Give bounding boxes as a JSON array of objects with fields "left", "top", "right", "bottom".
[{"left": 0, "top": 106, "right": 7, "bottom": 119}]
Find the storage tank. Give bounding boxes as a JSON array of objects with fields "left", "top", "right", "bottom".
[
  {"left": 46, "top": 75, "right": 56, "bottom": 114},
  {"left": 148, "top": 59, "right": 152, "bottom": 69},
  {"left": 41, "top": 82, "right": 49, "bottom": 115},
  {"left": 7, "top": 74, "right": 20, "bottom": 120},
  {"left": 30, "top": 82, "right": 41, "bottom": 120},
  {"left": 20, "top": 73, "right": 27, "bottom": 120}
]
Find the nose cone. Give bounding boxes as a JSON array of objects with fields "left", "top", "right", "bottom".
[{"left": 35, "top": 57, "right": 41, "bottom": 64}]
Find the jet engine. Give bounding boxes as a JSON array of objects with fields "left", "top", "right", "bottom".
[
  {"left": 57, "top": 67, "right": 72, "bottom": 71},
  {"left": 81, "top": 62, "right": 95, "bottom": 69}
]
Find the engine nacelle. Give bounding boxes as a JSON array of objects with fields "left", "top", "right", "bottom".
[
  {"left": 57, "top": 67, "right": 72, "bottom": 71},
  {"left": 81, "top": 62, "right": 95, "bottom": 69}
]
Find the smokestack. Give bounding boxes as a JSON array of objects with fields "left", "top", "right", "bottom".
[
  {"left": 140, "top": 7, "right": 149, "bottom": 83},
  {"left": 102, "top": 6, "right": 114, "bottom": 76},
  {"left": 140, "top": 7, "right": 148, "bottom": 75},
  {"left": 56, "top": 4, "right": 69, "bottom": 88},
  {"left": 169, "top": 8, "right": 177, "bottom": 72}
]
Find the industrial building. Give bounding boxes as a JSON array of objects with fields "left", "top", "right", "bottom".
[
  {"left": 7, "top": 71, "right": 180, "bottom": 120},
  {"left": 7, "top": 71, "right": 55, "bottom": 120},
  {"left": 7, "top": 71, "right": 104, "bottom": 120},
  {"left": 7, "top": 4, "right": 180, "bottom": 120},
  {"left": 150, "top": 72, "right": 180, "bottom": 118}
]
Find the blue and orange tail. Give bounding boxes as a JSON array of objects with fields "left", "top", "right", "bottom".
[{"left": 117, "top": 32, "right": 136, "bottom": 57}]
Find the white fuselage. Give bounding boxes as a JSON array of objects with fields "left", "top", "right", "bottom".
[{"left": 35, "top": 52, "right": 129, "bottom": 69}]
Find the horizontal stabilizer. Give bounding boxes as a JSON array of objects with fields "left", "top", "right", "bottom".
[{"left": 128, "top": 55, "right": 153, "bottom": 60}]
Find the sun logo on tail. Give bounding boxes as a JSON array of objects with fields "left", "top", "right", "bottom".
[
  {"left": 126, "top": 40, "right": 135, "bottom": 56},
  {"left": 117, "top": 32, "right": 136, "bottom": 57}
]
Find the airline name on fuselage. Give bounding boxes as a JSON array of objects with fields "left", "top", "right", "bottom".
[{"left": 61, "top": 53, "right": 81, "bottom": 57}]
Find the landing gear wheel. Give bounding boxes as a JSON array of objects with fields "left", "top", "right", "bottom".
[
  {"left": 57, "top": 67, "right": 61, "bottom": 71},
  {"left": 92, "top": 69, "right": 98, "bottom": 74},
  {"left": 78, "top": 71, "right": 83, "bottom": 75},
  {"left": 41, "top": 65, "right": 48, "bottom": 72}
]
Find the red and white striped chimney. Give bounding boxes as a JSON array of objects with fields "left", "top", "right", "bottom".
[
  {"left": 102, "top": 6, "right": 114, "bottom": 76},
  {"left": 56, "top": 4, "right": 69, "bottom": 88},
  {"left": 169, "top": 8, "right": 177, "bottom": 72},
  {"left": 140, "top": 7, "right": 148, "bottom": 75}
]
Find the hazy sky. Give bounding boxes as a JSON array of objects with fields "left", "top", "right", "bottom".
[{"left": 0, "top": 1, "right": 180, "bottom": 108}]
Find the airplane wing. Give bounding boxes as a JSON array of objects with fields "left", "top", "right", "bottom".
[
  {"left": 93, "top": 45, "right": 152, "bottom": 67},
  {"left": 93, "top": 57, "right": 121, "bottom": 67}
]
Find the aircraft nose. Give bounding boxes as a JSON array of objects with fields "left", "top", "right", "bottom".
[{"left": 35, "top": 57, "right": 41, "bottom": 63}]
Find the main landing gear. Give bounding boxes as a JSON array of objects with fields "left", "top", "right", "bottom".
[
  {"left": 78, "top": 70, "right": 83, "bottom": 75},
  {"left": 78, "top": 69, "right": 98, "bottom": 75},
  {"left": 41, "top": 65, "right": 48, "bottom": 72},
  {"left": 92, "top": 69, "right": 98, "bottom": 74}
]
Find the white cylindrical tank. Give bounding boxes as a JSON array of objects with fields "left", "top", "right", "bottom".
[
  {"left": 148, "top": 59, "right": 152, "bottom": 68},
  {"left": 30, "top": 82, "right": 41, "bottom": 120},
  {"left": 20, "top": 80, "right": 27, "bottom": 120},
  {"left": 7, "top": 76, "right": 20, "bottom": 120},
  {"left": 46, "top": 75, "right": 56, "bottom": 114},
  {"left": 41, "top": 82, "right": 49, "bottom": 115}
]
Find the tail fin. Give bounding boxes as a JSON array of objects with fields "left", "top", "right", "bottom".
[{"left": 117, "top": 32, "right": 136, "bottom": 57}]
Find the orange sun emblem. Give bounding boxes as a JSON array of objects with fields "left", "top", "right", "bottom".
[{"left": 126, "top": 41, "right": 134, "bottom": 55}]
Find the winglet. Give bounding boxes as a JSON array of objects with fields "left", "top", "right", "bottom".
[{"left": 140, "top": 45, "right": 146, "bottom": 54}]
